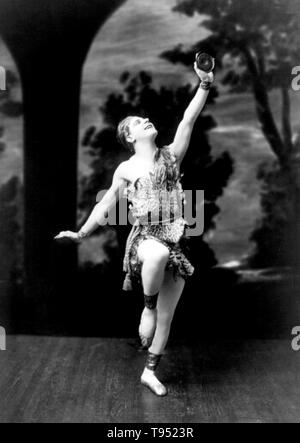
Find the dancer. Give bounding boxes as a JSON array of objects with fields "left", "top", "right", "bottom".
[{"left": 55, "top": 60, "right": 214, "bottom": 396}]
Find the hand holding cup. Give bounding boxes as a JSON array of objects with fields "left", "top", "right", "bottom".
[{"left": 194, "top": 52, "right": 215, "bottom": 83}]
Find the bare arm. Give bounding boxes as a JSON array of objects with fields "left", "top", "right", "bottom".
[
  {"left": 55, "top": 164, "right": 127, "bottom": 243},
  {"left": 169, "top": 63, "right": 214, "bottom": 165}
]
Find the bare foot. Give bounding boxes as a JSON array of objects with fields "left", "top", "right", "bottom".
[
  {"left": 138, "top": 308, "right": 157, "bottom": 348},
  {"left": 141, "top": 368, "right": 168, "bottom": 396}
]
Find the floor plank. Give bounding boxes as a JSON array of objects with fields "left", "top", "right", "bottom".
[{"left": 0, "top": 336, "right": 300, "bottom": 423}]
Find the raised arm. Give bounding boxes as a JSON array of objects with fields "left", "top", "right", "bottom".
[
  {"left": 169, "top": 63, "right": 214, "bottom": 165},
  {"left": 54, "top": 163, "right": 127, "bottom": 244}
]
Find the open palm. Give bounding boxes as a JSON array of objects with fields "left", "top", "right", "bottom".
[{"left": 54, "top": 231, "right": 80, "bottom": 244}]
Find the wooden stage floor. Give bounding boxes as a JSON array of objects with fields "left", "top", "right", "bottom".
[{"left": 0, "top": 336, "right": 300, "bottom": 423}]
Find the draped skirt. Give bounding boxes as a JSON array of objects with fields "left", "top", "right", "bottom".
[{"left": 122, "top": 218, "right": 195, "bottom": 291}]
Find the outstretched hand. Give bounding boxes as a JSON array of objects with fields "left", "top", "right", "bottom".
[
  {"left": 54, "top": 231, "right": 81, "bottom": 244},
  {"left": 194, "top": 62, "right": 214, "bottom": 83}
]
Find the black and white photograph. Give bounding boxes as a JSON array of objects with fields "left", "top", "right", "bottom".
[{"left": 0, "top": 0, "right": 300, "bottom": 425}]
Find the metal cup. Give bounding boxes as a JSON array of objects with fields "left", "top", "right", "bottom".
[{"left": 196, "top": 52, "right": 215, "bottom": 73}]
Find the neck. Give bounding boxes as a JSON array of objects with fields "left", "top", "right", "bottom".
[{"left": 134, "top": 140, "right": 158, "bottom": 161}]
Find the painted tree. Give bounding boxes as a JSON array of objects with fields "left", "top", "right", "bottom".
[
  {"left": 162, "top": 0, "right": 300, "bottom": 267},
  {"left": 81, "top": 71, "right": 233, "bottom": 277}
]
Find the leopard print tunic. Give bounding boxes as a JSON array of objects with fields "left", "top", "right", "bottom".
[{"left": 122, "top": 146, "right": 194, "bottom": 291}]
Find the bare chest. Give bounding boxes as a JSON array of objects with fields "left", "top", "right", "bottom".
[{"left": 123, "top": 159, "right": 155, "bottom": 186}]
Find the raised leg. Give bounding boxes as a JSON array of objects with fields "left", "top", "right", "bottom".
[
  {"left": 137, "top": 239, "right": 170, "bottom": 348},
  {"left": 138, "top": 239, "right": 170, "bottom": 295}
]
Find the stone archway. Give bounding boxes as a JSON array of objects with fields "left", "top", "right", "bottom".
[{"left": 0, "top": 0, "right": 126, "bottom": 331}]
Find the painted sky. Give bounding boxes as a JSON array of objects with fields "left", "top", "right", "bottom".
[{"left": 1, "top": 0, "right": 300, "bottom": 264}]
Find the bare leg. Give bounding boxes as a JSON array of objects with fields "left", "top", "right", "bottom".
[
  {"left": 137, "top": 239, "right": 170, "bottom": 348},
  {"left": 141, "top": 270, "right": 185, "bottom": 396},
  {"left": 149, "top": 271, "right": 185, "bottom": 355},
  {"left": 139, "top": 239, "right": 170, "bottom": 295}
]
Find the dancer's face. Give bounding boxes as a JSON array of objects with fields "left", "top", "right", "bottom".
[{"left": 127, "top": 117, "right": 158, "bottom": 145}]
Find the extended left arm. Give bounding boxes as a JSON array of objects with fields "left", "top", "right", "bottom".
[{"left": 169, "top": 64, "right": 214, "bottom": 165}]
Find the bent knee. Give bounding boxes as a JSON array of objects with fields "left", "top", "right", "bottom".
[{"left": 138, "top": 240, "right": 170, "bottom": 265}]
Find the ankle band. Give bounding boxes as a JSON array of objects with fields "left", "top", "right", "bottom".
[
  {"left": 144, "top": 292, "right": 159, "bottom": 310},
  {"left": 145, "top": 352, "right": 163, "bottom": 371}
]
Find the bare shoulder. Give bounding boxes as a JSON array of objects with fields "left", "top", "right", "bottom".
[
  {"left": 164, "top": 143, "right": 176, "bottom": 157},
  {"left": 114, "top": 160, "right": 132, "bottom": 182},
  {"left": 164, "top": 144, "right": 181, "bottom": 167},
  {"left": 165, "top": 143, "right": 174, "bottom": 152}
]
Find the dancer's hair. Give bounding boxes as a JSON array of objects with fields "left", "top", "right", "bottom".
[{"left": 117, "top": 116, "right": 136, "bottom": 153}]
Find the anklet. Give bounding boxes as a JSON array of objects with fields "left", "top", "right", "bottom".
[
  {"left": 144, "top": 292, "right": 159, "bottom": 310},
  {"left": 145, "top": 351, "right": 163, "bottom": 371}
]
